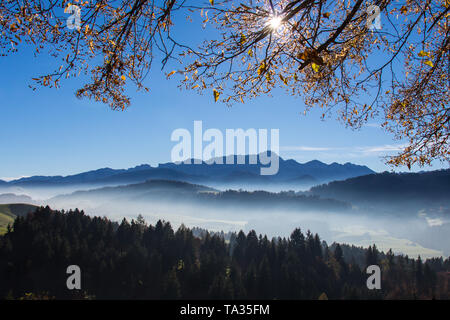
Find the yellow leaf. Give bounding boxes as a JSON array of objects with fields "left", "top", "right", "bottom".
[
  {"left": 167, "top": 70, "right": 176, "bottom": 78},
  {"left": 311, "top": 63, "right": 320, "bottom": 72},
  {"left": 257, "top": 62, "right": 266, "bottom": 76},
  {"left": 213, "top": 89, "right": 220, "bottom": 102},
  {"left": 424, "top": 60, "right": 434, "bottom": 67},
  {"left": 248, "top": 49, "right": 253, "bottom": 57},
  {"left": 209, "top": 0, "right": 214, "bottom": 5},
  {"left": 89, "top": 41, "right": 95, "bottom": 54},
  {"left": 240, "top": 33, "right": 246, "bottom": 46},
  {"left": 418, "top": 50, "right": 430, "bottom": 57},
  {"left": 192, "top": 84, "right": 199, "bottom": 89},
  {"left": 121, "top": 75, "right": 126, "bottom": 81}
]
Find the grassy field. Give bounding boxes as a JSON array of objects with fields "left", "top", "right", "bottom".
[
  {"left": 0, "top": 204, "right": 38, "bottom": 235},
  {"left": 0, "top": 212, "right": 15, "bottom": 234}
]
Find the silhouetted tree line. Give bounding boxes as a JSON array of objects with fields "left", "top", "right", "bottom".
[{"left": 0, "top": 206, "right": 448, "bottom": 300}]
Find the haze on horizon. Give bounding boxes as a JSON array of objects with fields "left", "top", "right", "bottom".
[{"left": 1, "top": 171, "right": 448, "bottom": 260}]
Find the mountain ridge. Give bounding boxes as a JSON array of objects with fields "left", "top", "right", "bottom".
[
  {"left": 0, "top": 193, "right": 35, "bottom": 205},
  {"left": 309, "top": 169, "right": 450, "bottom": 209},
  {"left": 49, "top": 179, "right": 351, "bottom": 213},
  {"left": 1, "top": 155, "right": 375, "bottom": 190}
]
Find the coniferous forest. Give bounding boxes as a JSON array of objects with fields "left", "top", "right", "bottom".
[{"left": 0, "top": 206, "right": 449, "bottom": 300}]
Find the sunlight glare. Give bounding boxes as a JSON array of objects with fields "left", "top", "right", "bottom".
[{"left": 268, "top": 16, "right": 282, "bottom": 31}]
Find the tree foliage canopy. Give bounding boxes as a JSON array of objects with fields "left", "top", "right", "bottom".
[{"left": 1, "top": 0, "right": 449, "bottom": 167}]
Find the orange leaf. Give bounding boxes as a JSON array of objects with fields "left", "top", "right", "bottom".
[{"left": 213, "top": 89, "right": 220, "bottom": 102}]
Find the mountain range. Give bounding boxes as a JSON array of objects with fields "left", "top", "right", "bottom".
[{"left": 0, "top": 154, "right": 375, "bottom": 190}]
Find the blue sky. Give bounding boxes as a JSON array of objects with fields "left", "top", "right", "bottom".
[{"left": 0, "top": 10, "right": 447, "bottom": 179}]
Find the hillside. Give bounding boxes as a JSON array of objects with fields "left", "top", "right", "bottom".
[
  {"left": 309, "top": 170, "right": 450, "bottom": 210},
  {"left": 0, "top": 212, "right": 14, "bottom": 234},
  {"left": 49, "top": 179, "right": 351, "bottom": 212},
  {"left": 0, "top": 204, "right": 38, "bottom": 234},
  {"left": 0, "top": 193, "right": 35, "bottom": 204}
]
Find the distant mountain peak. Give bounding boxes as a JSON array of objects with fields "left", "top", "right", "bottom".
[
  {"left": 304, "top": 159, "right": 327, "bottom": 166},
  {"left": 129, "top": 164, "right": 153, "bottom": 171}
]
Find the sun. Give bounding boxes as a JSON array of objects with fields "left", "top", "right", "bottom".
[{"left": 268, "top": 15, "right": 283, "bottom": 31}]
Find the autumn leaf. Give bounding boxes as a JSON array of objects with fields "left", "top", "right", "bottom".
[
  {"left": 311, "top": 63, "right": 320, "bottom": 72},
  {"left": 297, "top": 52, "right": 307, "bottom": 61},
  {"left": 257, "top": 62, "right": 266, "bottom": 75},
  {"left": 239, "top": 33, "right": 246, "bottom": 46},
  {"left": 298, "top": 48, "right": 315, "bottom": 61},
  {"left": 323, "top": 12, "right": 331, "bottom": 19},
  {"left": 213, "top": 89, "right": 220, "bottom": 102},
  {"left": 247, "top": 49, "right": 253, "bottom": 57},
  {"left": 121, "top": 75, "right": 126, "bottom": 81},
  {"left": 424, "top": 60, "right": 434, "bottom": 67},
  {"left": 418, "top": 50, "right": 430, "bottom": 57},
  {"left": 88, "top": 41, "right": 95, "bottom": 54},
  {"left": 209, "top": 0, "right": 214, "bottom": 5},
  {"left": 167, "top": 70, "right": 176, "bottom": 78}
]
